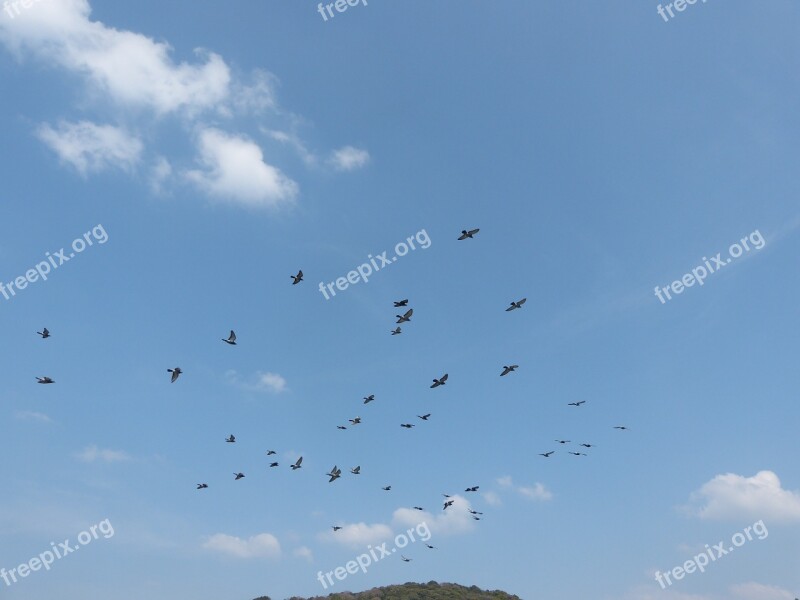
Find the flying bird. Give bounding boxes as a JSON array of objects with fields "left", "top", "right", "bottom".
[
  {"left": 327, "top": 466, "right": 342, "bottom": 482},
  {"left": 465, "top": 486, "right": 479, "bottom": 492},
  {"left": 332, "top": 526, "right": 342, "bottom": 532},
  {"left": 505, "top": 298, "right": 527, "bottom": 311},
  {"left": 234, "top": 472, "right": 245, "bottom": 480},
  {"left": 35, "top": 376, "right": 55, "bottom": 384},
  {"left": 413, "top": 506, "right": 424, "bottom": 511},
  {"left": 500, "top": 365, "right": 519, "bottom": 376},
  {"left": 222, "top": 330, "right": 237, "bottom": 345},
  {"left": 391, "top": 327, "right": 402, "bottom": 335},
  {"left": 363, "top": 395, "right": 375, "bottom": 404},
  {"left": 336, "top": 425, "right": 347, "bottom": 430},
  {"left": 291, "top": 270, "right": 303, "bottom": 284},
  {"left": 225, "top": 435, "right": 236, "bottom": 443},
  {"left": 196, "top": 483, "right": 208, "bottom": 490},
  {"left": 167, "top": 367, "right": 182, "bottom": 383},
  {"left": 382, "top": 486, "right": 392, "bottom": 491},
  {"left": 473, "top": 516, "right": 481, "bottom": 521},
  {"left": 37, "top": 328, "right": 50, "bottom": 338},
  {"left": 291, "top": 457, "right": 303, "bottom": 470},
  {"left": 580, "top": 443, "right": 594, "bottom": 448},
  {"left": 539, "top": 451, "right": 555, "bottom": 458},
  {"left": 614, "top": 426, "right": 629, "bottom": 430},
  {"left": 350, "top": 466, "right": 361, "bottom": 475},
  {"left": 457, "top": 228, "right": 479, "bottom": 240},
  {"left": 349, "top": 417, "right": 362, "bottom": 425},
  {"left": 266, "top": 450, "right": 277, "bottom": 456},
  {"left": 393, "top": 299, "right": 409, "bottom": 307},
  {"left": 569, "top": 452, "right": 587, "bottom": 456},
  {"left": 401, "top": 555, "right": 412, "bottom": 562},
  {"left": 555, "top": 439, "right": 570, "bottom": 444},
  {"left": 396, "top": 308, "right": 413, "bottom": 324},
  {"left": 269, "top": 462, "right": 279, "bottom": 468},
  {"left": 425, "top": 543, "right": 436, "bottom": 549},
  {"left": 443, "top": 500, "right": 454, "bottom": 510},
  {"left": 417, "top": 414, "right": 431, "bottom": 420},
  {"left": 468, "top": 509, "right": 483, "bottom": 515},
  {"left": 430, "top": 373, "right": 449, "bottom": 388},
  {"left": 568, "top": 401, "right": 586, "bottom": 407},
  {"left": 400, "top": 423, "right": 415, "bottom": 429}
]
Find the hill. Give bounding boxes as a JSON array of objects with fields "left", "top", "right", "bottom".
[{"left": 254, "top": 581, "right": 522, "bottom": 600}]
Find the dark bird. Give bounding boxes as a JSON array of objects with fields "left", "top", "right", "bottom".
[
  {"left": 336, "top": 425, "right": 347, "bottom": 430},
  {"left": 196, "top": 483, "right": 208, "bottom": 490},
  {"left": 391, "top": 327, "right": 402, "bottom": 335},
  {"left": 266, "top": 450, "right": 277, "bottom": 456},
  {"left": 328, "top": 466, "right": 342, "bottom": 482},
  {"left": 350, "top": 466, "right": 361, "bottom": 475},
  {"left": 457, "top": 228, "right": 480, "bottom": 240},
  {"left": 393, "top": 299, "right": 409, "bottom": 307},
  {"left": 222, "top": 330, "right": 237, "bottom": 345},
  {"left": 234, "top": 472, "right": 245, "bottom": 480},
  {"left": 291, "top": 270, "right": 303, "bottom": 285},
  {"left": 36, "top": 376, "right": 55, "bottom": 384},
  {"left": 500, "top": 365, "right": 519, "bottom": 376},
  {"left": 269, "top": 462, "right": 279, "bottom": 467},
  {"left": 569, "top": 452, "right": 587, "bottom": 456},
  {"left": 363, "top": 394, "right": 375, "bottom": 404},
  {"left": 400, "top": 423, "right": 415, "bottom": 429},
  {"left": 332, "top": 526, "right": 342, "bottom": 532},
  {"left": 413, "top": 506, "right": 424, "bottom": 511},
  {"left": 401, "top": 555, "right": 412, "bottom": 562},
  {"left": 580, "top": 443, "right": 594, "bottom": 448},
  {"left": 225, "top": 435, "right": 236, "bottom": 443},
  {"left": 443, "top": 500, "right": 455, "bottom": 510},
  {"left": 167, "top": 367, "right": 182, "bottom": 383},
  {"left": 349, "top": 416, "right": 362, "bottom": 425},
  {"left": 442, "top": 494, "right": 452, "bottom": 498},
  {"left": 505, "top": 298, "right": 527, "bottom": 311},
  {"left": 396, "top": 308, "right": 413, "bottom": 324},
  {"left": 473, "top": 516, "right": 481, "bottom": 521},
  {"left": 614, "top": 426, "right": 629, "bottom": 430},
  {"left": 291, "top": 456, "right": 303, "bottom": 470},
  {"left": 539, "top": 451, "right": 555, "bottom": 458},
  {"left": 382, "top": 486, "right": 392, "bottom": 491},
  {"left": 568, "top": 400, "right": 586, "bottom": 407},
  {"left": 465, "top": 486, "right": 479, "bottom": 492},
  {"left": 468, "top": 509, "right": 483, "bottom": 515},
  {"left": 37, "top": 328, "right": 50, "bottom": 338},
  {"left": 425, "top": 543, "right": 436, "bottom": 549},
  {"left": 555, "top": 439, "right": 570, "bottom": 444},
  {"left": 417, "top": 414, "right": 431, "bottom": 421},
  {"left": 430, "top": 373, "right": 449, "bottom": 388}
]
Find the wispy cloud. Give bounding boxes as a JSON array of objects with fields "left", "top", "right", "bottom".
[
  {"left": 328, "top": 145, "right": 370, "bottom": 171},
  {"left": 36, "top": 121, "right": 143, "bottom": 176},
  {"left": 226, "top": 370, "right": 288, "bottom": 394},
  {"left": 203, "top": 533, "right": 281, "bottom": 559},
  {"left": 293, "top": 546, "right": 313, "bottom": 562},
  {"left": 14, "top": 410, "right": 53, "bottom": 423},
  {"left": 75, "top": 445, "right": 131, "bottom": 463},
  {"left": 497, "top": 475, "right": 553, "bottom": 502}
]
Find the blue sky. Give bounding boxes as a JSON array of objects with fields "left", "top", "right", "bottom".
[{"left": 1, "top": 1, "right": 799, "bottom": 599}]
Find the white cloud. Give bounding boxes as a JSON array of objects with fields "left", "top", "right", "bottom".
[
  {"left": 685, "top": 471, "right": 800, "bottom": 522},
  {"left": 328, "top": 145, "right": 370, "bottom": 171},
  {"left": 185, "top": 128, "right": 298, "bottom": 208},
  {"left": 319, "top": 522, "right": 394, "bottom": 548},
  {"left": 75, "top": 445, "right": 130, "bottom": 463},
  {"left": 731, "top": 582, "right": 795, "bottom": 600},
  {"left": 496, "top": 476, "right": 552, "bottom": 502},
  {"left": 392, "top": 496, "right": 476, "bottom": 536},
  {"left": 14, "top": 410, "right": 52, "bottom": 423},
  {"left": 37, "top": 121, "right": 143, "bottom": 176},
  {"left": 262, "top": 128, "right": 317, "bottom": 166},
  {"left": 203, "top": 533, "right": 281, "bottom": 559},
  {"left": 226, "top": 370, "right": 288, "bottom": 394},
  {"left": 483, "top": 491, "right": 502, "bottom": 506},
  {"left": 519, "top": 483, "right": 553, "bottom": 501},
  {"left": 148, "top": 156, "right": 172, "bottom": 194},
  {"left": 293, "top": 546, "right": 313, "bottom": 562}
]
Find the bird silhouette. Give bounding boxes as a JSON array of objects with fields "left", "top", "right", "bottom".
[
  {"left": 393, "top": 299, "right": 409, "bottom": 307},
  {"left": 391, "top": 327, "right": 402, "bottom": 335},
  {"left": 291, "top": 457, "right": 303, "bottom": 470},
  {"left": 539, "top": 451, "right": 555, "bottom": 457},
  {"left": 332, "top": 526, "right": 342, "bottom": 532},
  {"left": 291, "top": 270, "right": 303, "bottom": 284},
  {"left": 196, "top": 483, "right": 208, "bottom": 490},
  {"left": 382, "top": 486, "right": 392, "bottom": 491},
  {"left": 430, "top": 373, "right": 449, "bottom": 388},
  {"left": 417, "top": 414, "right": 431, "bottom": 420},
  {"left": 167, "top": 367, "right": 182, "bottom": 382},
  {"left": 35, "top": 376, "right": 55, "bottom": 384},
  {"left": 234, "top": 472, "right": 245, "bottom": 480},
  {"left": 555, "top": 439, "right": 570, "bottom": 444},
  {"left": 465, "top": 486, "right": 479, "bottom": 492},
  {"left": 505, "top": 298, "right": 527, "bottom": 311},
  {"left": 350, "top": 466, "right": 361, "bottom": 475},
  {"left": 614, "top": 426, "right": 629, "bottom": 430},
  {"left": 568, "top": 400, "right": 586, "bottom": 407},
  {"left": 327, "top": 466, "right": 342, "bottom": 482},
  {"left": 400, "top": 423, "right": 415, "bottom": 429},
  {"left": 457, "top": 228, "right": 480, "bottom": 240},
  {"left": 396, "top": 308, "right": 413, "bottom": 324},
  {"left": 266, "top": 450, "right": 277, "bottom": 455},
  {"left": 349, "top": 416, "right": 362, "bottom": 425},
  {"left": 363, "top": 394, "right": 375, "bottom": 404},
  {"left": 401, "top": 555, "right": 412, "bottom": 562},
  {"left": 225, "top": 435, "right": 236, "bottom": 443},
  {"left": 37, "top": 328, "right": 50, "bottom": 338},
  {"left": 269, "top": 462, "right": 279, "bottom": 467},
  {"left": 222, "top": 330, "right": 237, "bottom": 345},
  {"left": 500, "top": 365, "right": 519, "bottom": 376}
]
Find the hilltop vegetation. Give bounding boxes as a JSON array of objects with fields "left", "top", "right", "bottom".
[{"left": 254, "top": 581, "right": 522, "bottom": 600}]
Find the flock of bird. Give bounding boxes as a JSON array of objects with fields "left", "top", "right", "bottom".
[{"left": 31, "top": 226, "right": 630, "bottom": 563}]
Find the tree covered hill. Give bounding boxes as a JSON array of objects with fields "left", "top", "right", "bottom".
[{"left": 254, "top": 581, "right": 522, "bottom": 600}]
